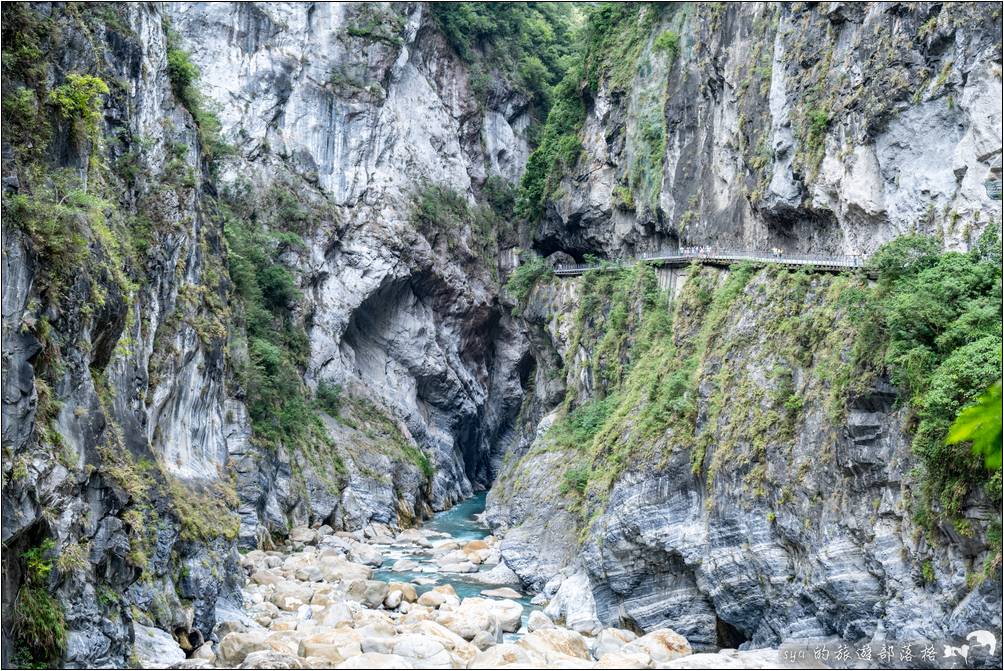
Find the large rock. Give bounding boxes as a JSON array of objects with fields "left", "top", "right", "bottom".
[
  {"left": 527, "top": 610, "right": 555, "bottom": 632},
  {"left": 388, "top": 582, "right": 419, "bottom": 603},
  {"left": 481, "top": 587, "right": 522, "bottom": 599},
  {"left": 297, "top": 630, "right": 363, "bottom": 664},
  {"left": 417, "top": 584, "right": 460, "bottom": 609},
  {"left": 542, "top": 572, "right": 601, "bottom": 634},
  {"left": 336, "top": 653, "right": 416, "bottom": 669},
  {"left": 468, "top": 643, "right": 547, "bottom": 669},
  {"left": 392, "top": 634, "right": 453, "bottom": 669},
  {"left": 392, "top": 558, "right": 420, "bottom": 572},
  {"left": 318, "top": 558, "right": 372, "bottom": 583},
  {"left": 271, "top": 581, "right": 316, "bottom": 611},
  {"left": 455, "top": 597, "right": 523, "bottom": 634},
  {"left": 354, "top": 629, "right": 394, "bottom": 656},
  {"left": 217, "top": 631, "right": 271, "bottom": 667},
  {"left": 346, "top": 579, "right": 390, "bottom": 608},
  {"left": 239, "top": 651, "right": 305, "bottom": 669},
  {"left": 591, "top": 628, "right": 637, "bottom": 658},
  {"left": 519, "top": 628, "right": 592, "bottom": 661},
  {"left": 348, "top": 543, "right": 384, "bottom": 567},
  {"left": 405, "top": 620, "right": 480, "bottom": 667},
  {"left": 622, "top": 628, "right": 692, "bottom": 664},
  {"left": 396, "top": 529, "right": 433, "bottom": 548},
  {"left": 289, "top": 527, "right": 318, "bottom": 547},
  {"left": 133, "top": 625, "right": 186, "bottom": 669},
  {"left": 595, "top": 651, "right": 651, "bottom": 669}
]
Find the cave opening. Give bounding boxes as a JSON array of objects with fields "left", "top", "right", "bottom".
[{"left": 715, "top": 615, "right": 750, "bottom": 649}]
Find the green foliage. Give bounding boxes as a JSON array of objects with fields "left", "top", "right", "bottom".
[
  {"left": 856, "top": 233, "right": 1002, "bottom": 524},
  {"left": 166, "top": 477, "right": 240, "bottom": 543},
  {"left": 431, "top": 3, "right": 576, "bottom": 114},
  {"left": 1, "top": 4, "right": 51, "bottom": 83},
  {"left": 165, "top": 31, "right": 230, "bottom": 163},
  {"left": 223, "top": 198, "right": 328, "bottom": 466},
  {"left": 515, "top": 71, "right": 586, "bottom": 220},
  {"left": 549, "top": 395, "right": 619, "bottom": 450},
  {"left": 339, "top": 395, "right": 433, "bottom": 480},
  {"left": 5, "top": 189, "right": 89, "bottom": 293},
  {"left": 920, "top": 559, "right": 936, "bottom": 584},
  {"left": 581, "top": 3, "right": 667, "bottom": 93},
  {"left": 13, "top": 539, "right": 66, "bottom": 666},
  {"left": 166, "top": 47, "right": 199, "bottom": 100},
  {"left": 345, "top": 4, "right": 405, "bottom": 46},
  {"left": 48, "top": 73, "right": 109, "bottom": 144},
  {"left": 866, "top": 235, "right": 941, "bottom": 284},
  {"left": 411, "top": 184, "right": 471, "bottom": 237},
  {"left": 948, "top": 382, "right": 1003, "bottom": 470},
  {"left": 516, "top": 3, "right": 674, "bottom": 221},
  {"left": 561, "top": 463, "right": 590, "bottom": 495},
  {"left": 504, "top": 254, "right": 548, "bottom": 314},
  {"left": 315, "top": 382, "right": 343, "bottom": 415},
  {"left": 806, "top": 107, "right": 830, "bottom": 141},
  {"left": 411, "top": 183, "right": 511, "bottom": 278},
  {"left": 653, "top": 30, "right": 680, "bottom": 60}
]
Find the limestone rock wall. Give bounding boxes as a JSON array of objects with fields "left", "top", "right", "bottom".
[{"left": 534, "top": 2, "right": 1001, "bottom": 259}]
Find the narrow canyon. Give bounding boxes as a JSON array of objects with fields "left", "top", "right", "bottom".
[{"left": 2, "top": 3, "right": 1001, "bottom": 669}]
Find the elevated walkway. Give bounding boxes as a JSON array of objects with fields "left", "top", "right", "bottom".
[{"left": 553, "top": 249, "right": 867, "bottom": 277}]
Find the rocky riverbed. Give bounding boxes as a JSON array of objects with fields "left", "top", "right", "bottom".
[{"left": 133, "top": 496, "right": 782, "bottom": 669}]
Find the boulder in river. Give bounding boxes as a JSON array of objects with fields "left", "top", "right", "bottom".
[{"left": 481, "top": 586, "right": 522, "bottom": 599}]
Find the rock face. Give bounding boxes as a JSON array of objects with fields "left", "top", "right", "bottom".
[
  {"left": 488, "top": 261, "right": 1002, "bottom": 651},
  {"left": 2, "top": 2, "right": 1001, "bottom": 668},
  {"left": 484, "top": 1, "right": 1002, "bottom": 658},
  {"left": 2, "top": 2, "right": 531, "bottom": 666},
  {"left": 164, "top": 1, "right": 531, "bottom": 531},
  {"left": 535, "top": 3, "right": 1001, "bottom": 259}
]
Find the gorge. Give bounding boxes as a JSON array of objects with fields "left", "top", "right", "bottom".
[{"left": 1, "top": 2, "right": 1002, "bottom": 669}]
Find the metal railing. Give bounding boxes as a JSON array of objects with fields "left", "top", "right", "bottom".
[{"left": 554, "top": 248, "right": 867, "bottom": 276}]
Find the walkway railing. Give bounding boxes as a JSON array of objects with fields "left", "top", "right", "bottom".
[{"left": 554, "top": 248, "right": 867, "bottom": 276}]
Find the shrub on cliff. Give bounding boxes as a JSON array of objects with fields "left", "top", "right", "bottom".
[
  {"left": 11, "top": 539, "right": 66, "bottom": 667},
  {"left": 505, "top": 254, "right": 548, "bottom": 315},
  {"left": 860, "top": 229, "right": 1002, "bottom": 527}
]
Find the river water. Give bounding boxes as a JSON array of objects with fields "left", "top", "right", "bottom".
[{"left": 373, "top": 492, "right": 536, "bottom": 629}]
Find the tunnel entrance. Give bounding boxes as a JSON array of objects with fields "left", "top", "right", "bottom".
[{"left": 715, "top": 615, "right": 749, "bottom": 649}]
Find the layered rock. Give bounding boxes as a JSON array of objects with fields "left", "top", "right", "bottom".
[{"left": 488, "top": 263, "right": 1002, "bottom": 652}]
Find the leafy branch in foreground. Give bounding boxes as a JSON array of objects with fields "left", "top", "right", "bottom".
[{"left": 947, "top": 381, "right": 1003, "bottom": 471}]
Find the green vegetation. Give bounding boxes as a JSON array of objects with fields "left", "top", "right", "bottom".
[
  {"left": 514, "top": 72, "right": 586, "bottom": 220},
  {"left": 345, "top": 4, "right": 405, "bottom": 46},
  {"left": 948, "top": 382, "right": 1002, "bottom": 470},
  {"left": 411, "top": 184, "right": 474, "bottom": 242},
  {"left": 516, "top": 231, "right": 1000, "bottom": 559},
  {"left": 431, "top": 3, "right": 577, "bottom": 116},
  {"left": 516, "top": 3, "right": 674, "bottom": 221},
  {"left": 504, "top": 254, "right": 548, "bottom": 315},
  {"left": 12, "top": 539, "right": 66, "bottom": 667},
  {"left": 581, "top": 3, "right": 670, "bottom": 93},
  {"left": 410, "top": 183, "right": 514, "bottom": 279},
  {"left": 167, "top": 477, "right": 240, "bottom": 543},
  {"left": 165, "top": 30, "right": 229, "bottom": 163},
  {"left": 856, "top": 232, "right": 1003, "bottom": 527},
  {"left": 549, "top": 395, "right": 620, "bottom": 450},
  {"left": 337, "top": 395, "right": 433, "bottom": 480},
  {"left": 223, "top": 198, "right": 327, "bottom": 458},
  {"left": 653, "top": 30, "right": 681, "bottom": 60},
  {"left": 48, "top": 73, "right": 109, "bottom": 144},
  {"left": 316, "top": 382, "right": 343, "bottom": 416}
]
